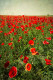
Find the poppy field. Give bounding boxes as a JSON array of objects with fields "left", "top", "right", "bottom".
[{"left": 0, "top": 15, "right": 53, "bottom": 80}]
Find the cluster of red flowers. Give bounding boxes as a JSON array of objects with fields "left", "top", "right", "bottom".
[
  {"left": 4, "top": 61, "right": 10, "bottom": 68},
  {"left": 23, "top": 56, "right": 29, "bottom": 63},
  {"left": 0, "top": 15, "right": 53, "bottom": 79},
  {"left": 28, "top": 40, "right": 34, "bottom": 45},
  {"left": 8, "top": 42, "right": 13, "bottom": 46},
  {"left": 0, "top": 31, "right": 3, "bottom": 33},
  {"left": 4, "top": 61, "right": 17, "bottom": 78},
  {"left": 43, "top": 40, "right": 49, "bottom": 45},
  {"left": 50, "top": 30, "right": 53, "bottom": 34},
  {"left": 20, "top": 55, "right": 23, "bottom": 58},
  {"left": 30, "top": 48, "right": 39, "bottom": 55},
  {"left": 0, "top": 54, "right": 1, "bottom": 58},
  {"left": 1, "top": 42, "right": 4, "bottom": 45},
  {"left": 9, "top": 66, "right": 17, "bottom": 78},
  {"left": 18, "top": 36, "right": 22, "bottom": 42},
  {"left": 45, "top": 59, "right": 52, "bottom": 65},
  {"left": 45, "top": 37, "right": 51, "bottom": 40}
]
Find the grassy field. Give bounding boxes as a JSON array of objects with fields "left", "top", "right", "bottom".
[{"left": 0, "top": 15, "right": 53, "bottom": 80}]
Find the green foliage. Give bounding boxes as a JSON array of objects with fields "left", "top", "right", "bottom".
[{"left": 0, "top": 15, "right": 53, "bottom": 80}]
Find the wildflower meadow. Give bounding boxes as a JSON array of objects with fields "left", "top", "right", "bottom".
[{"left": 0, "top": 15, "right": 53, "bottom": 80}]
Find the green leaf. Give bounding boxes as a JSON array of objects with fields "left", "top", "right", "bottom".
[{"left": 39, "top": 46, "right": 44, "bottom": 52}]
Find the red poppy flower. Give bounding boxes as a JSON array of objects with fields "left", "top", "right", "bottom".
[
  {"left": 16, "top": 26, "right": 19, "bottom": 29},
  {"left": 20, "top": 55, "right": 23, "bottom": 58},
  {"left": 27, "top": 29, "right": 29, "bottom": 31},
  {"left": 19, "top": 36, "right": 22, "bottom": 40},
  {"left": 1, "top": 25, "right": 3, "bottom": 28},
  {"left": 25, "top": 63, "right": 32, "bottom": 71},
  {"left": 30, "top": 47, "right": 39, "bottom": 55},
  {"left": 0, "top": 54, "right": 1, "bottom": 58},
  {"left": 33, "top": 37, "right": 36, "bottom": 40},
  {"left": 8, "top": 42, "right": 13, "bottom": 46},
  {"left": 0, "top": 31, "right": 3, "bottom": 33},
  {"left": 42, "top": 33, "right": 44, "bottom": 35},
  {"left": 9, "top": 66, "right": 17, "bottom": 78},
  {"left": 8, "top": 25, "right": 11, "bottom": 28},
  {"left": 45, "top": 37, "right": 51, "bottom": 40},
  {"left": 32, "top": 51, "right": 38, "bottom": 55},
  {"left": 49, "top": 28, "right": 53, "bottom": 31},
  {"left": 24, "top": 31, "right": 28, "bottom": 34},
  {"left": 4, "top": 33, "right": 8, "bottom": 36},
  {"left": 29, "top": 23, "right": 32, "bottom": 27},
  {"left": 42, "top": 26, "right": 44, "bottom": 28},
  {"left": 28, "top": 40, "right": 34, "bottom": 45},
  {"left": 30, "top": 48, "right": 36, "bottom": 53},
  {"left": 30, "top": 28, "right": 32, "bottom": 30},
  {"left": 21, "top": 25, "right": 24, "bottom": 29},
  {"left": 50, "top": 30, "right": 53, "bottom": 34},
  {"left": 12, "top": 24, "right": 15, "bottom": 27},
  {"left": 11, "top": 46, "right": 13, "bottom": 49},
  {"left": 11, "top": 38, "right": 13, "bottom": 41},
  {"left": 11, "top": 28, "right": 15, "bottom": 32},
  {"left": 23, "top": 56, "right": 29, "bottom": 63},
  {"left": 36, "top": 52, "right": 39, "bottom": 55},
  {"left": 1, "top": 43, "right": 4, "bottom": 45},
  {"left": 41, "top": 30, "right": 44, "bottom": 33},
  {"left": 14, "top": 32, "right": 17, "bottom": 35},
  {"left": 43, "top": 40, "right": 49, "bottom": 45},
  {"left": 37, "top": 43, "right": 39, "bottom": 44},
  {"left": 18, "top": 39, "right": 20, "bottom": 42},
  {"left": 46, "top": 62, "right": 51, "bottom": 65},
  {"left": 25, "top": 25, "right": 28, "bottom": 27},
  {"left": 36, "top": 26, "right": 42, "bottom": 30},
  {"left": 22, "top": 28, "right": 25, "bottom": 31},
  {"left": 26, "top": 35, "right": 28, "bottom": 36},
  {"left": 4, "top": 61, "right": 9, "bottom": 68},
  {"left": 51, "top": 24, "right": 53, "bottom": 27},
  {"left": 8, "top": 31, "right": 13, "bottom": 35},
  {"left": 45, "top": 59, "right": 52, "bottom": 65}
]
